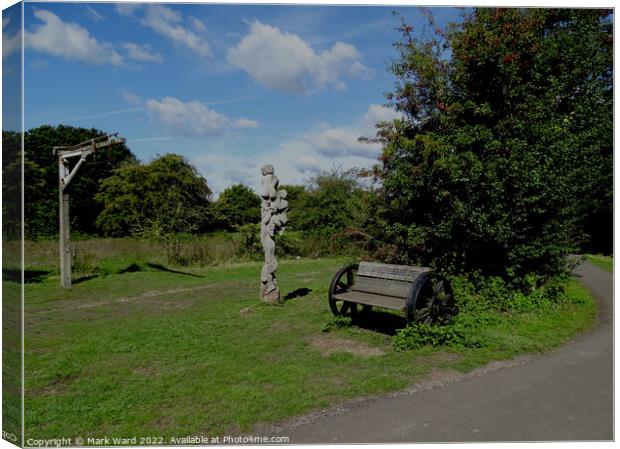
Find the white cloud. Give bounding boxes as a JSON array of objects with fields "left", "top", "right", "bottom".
[
  {"left": 115, "top": 4, "right": 141, "bottom": 16},
  {"left": 26, "top": 9, "right": 123, "bottom": 66},
  {"left": 122, "top": 42, "right": 163, "bottom": 63},
  {"left": 363, "top": 103, "right": 402, "bottom": 127},
  {"left": 30, "top": 59, "right": 48, "bottom": 71},
  {"left": 188, "top": 16, "right": 207, "bottom": 33},
  {"left": 224, "top": 169, "right": 252, "bottom": 186},
  {"left": 305, "top": 104, "right": 401, "bottom": 159},
  {"left": 192, "top": 104, "right": 399, "bottom": 194},
  {"left": 227, "top": 20, "right": 371, "bottom": 94},
  {"left": 306, "top": 125, "right": 380, "bottom": 158},
  {"left": 122, "top": 90, "right": 143, "bottom": 106},
  {"left": 141, "top": 5, "right": 210, "bottom": 57},
  {"left": 295, "top": 155, "right": 323, "bottom": 174},
  {"left": 3, "top": 29, "right": 20, "bottom": 60},
  {"left": 3, "top": 15, "right": 21, "bottom": 60},
  {"left": 145, "top": 96, "right": 259, "bottom": 138},
  {"left": 146, "top": 97, "right": 228, "bottom": 137},
  {"left": 85, "top": 6, "right": 106, "bottom": 22},
  {"left": 235, "top": 118, "right": 260, "bottom": 129}
]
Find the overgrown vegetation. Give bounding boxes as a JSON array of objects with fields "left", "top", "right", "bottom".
[
  {"left": 372, "top": 9, "right": 613, "bottom": 284},
  {"left": 12, "top": 231, "right": 369, "bottom": 284},
  {"left": 392, "top": 274, "right": 582, "bottom": 351}
]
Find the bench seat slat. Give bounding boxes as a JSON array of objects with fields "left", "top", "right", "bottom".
[
  {"left": 352, "top": 276, "right": 411, "bottom": 298},
  {"left": 333, "top": 291, "right": 406, "bottom": 311},
  {"left": 358, "top": 261, "right": 430, "bottom": 282}
]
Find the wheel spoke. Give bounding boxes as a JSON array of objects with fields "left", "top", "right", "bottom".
[
  {"left": 416, "top": 307, "right": 431, "bottom": 322},
  {"left": 329, "top": 265, "right": 358, "bottom": 318},
  {"left": 433, "top": 280, "right": 444, "bottom": 298},
  {"left": 348, "top": 302, "right": 358, "bottom": 315}
]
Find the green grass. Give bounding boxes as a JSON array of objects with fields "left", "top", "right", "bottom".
[
  {"left": 16, "top": 256, "right": 597, "bottom": 440},
  {"left": 586, "top": 254, "right": 613, "bottom": 272}
]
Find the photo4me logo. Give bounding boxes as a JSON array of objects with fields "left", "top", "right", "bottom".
[{"left": 169, "top": 435, "right": 289, "bottom": 444}]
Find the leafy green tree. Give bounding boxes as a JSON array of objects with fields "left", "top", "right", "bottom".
[
  {"left": 375, "top": 8, "right": 612, "bottom": 284},
  {"left": 279, "top": 184, "right": 307, "bottom": 231},
  {"left": 213, "top": 184, "right": 260, "bottom": 230},
  {"left": 96, "top": 154, "right": 213, "bottom": 237},
  {"left": 21, "top": 125, "right": 136, "bottom": 239},
  {"left": 295, "top": 170, "right": 367, "bottom": 233},
  {"left": 2, "top": 131, "right": 22, "bottom": 239}
]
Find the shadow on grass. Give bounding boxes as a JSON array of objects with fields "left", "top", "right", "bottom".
[
  {"left": 116, "top": 262, "right": 203, "bottom": 277},
  {"left": 3, "top": 268, "right": 51, "bottom": 284},
  {"left": 72, "top": 274, "right": 99, "bottom": 285},
  {"left": 352, "top": 308, "right": 406, "bottom": 336},
  {"left": 283, "top": 287, "right": 312, "bottom": 301},
  {"left": 70, "top": 262, "right": 204, "bottom": 285},
  {"left": 118, "top": 263, "right": 141, "bottom": 274},
  {"left": 145, "top": 263, "right": 203, "bottom": 278}
]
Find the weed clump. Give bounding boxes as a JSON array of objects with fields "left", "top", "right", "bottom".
[
  {"left": 322, "top": 316, "right": 353, "bottom": 333},
  {"left": 392, "top": 275, "right": 577, "bottom": 351},
  {"left": 393, "top": 316, "right": 489, "bottom": 350}
]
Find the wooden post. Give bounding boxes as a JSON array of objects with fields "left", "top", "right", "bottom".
[
  {"left": 55, "top": 134, "right": 126, "bottom": 288},
  {"left": 59, "top": 162, "right": 72, "bottom": 288}
]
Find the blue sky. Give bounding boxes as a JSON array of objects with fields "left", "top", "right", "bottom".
[{"left": 8, "top": 2, "right": 465, "bottom": 194}]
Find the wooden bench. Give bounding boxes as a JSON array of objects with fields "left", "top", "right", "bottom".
[{"left": 328, "top": 261, "right": 457, "bottom": 325}]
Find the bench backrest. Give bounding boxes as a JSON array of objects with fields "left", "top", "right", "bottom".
[{"left": 352, "top": 262, "right": 430, "bottom": 299}]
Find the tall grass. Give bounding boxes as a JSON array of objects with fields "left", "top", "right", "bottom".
[{"left": 12, "top": 229, "right": 368, "bottom": 278}]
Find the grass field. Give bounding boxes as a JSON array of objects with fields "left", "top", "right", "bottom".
[
  {"left": 586, "top": 254, "right": 613, "bottom": 273},
  {"left": 15, "top": 251, "right": 597, "bottom": 441}
]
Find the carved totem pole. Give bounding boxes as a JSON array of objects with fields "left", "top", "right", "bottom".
[{"left": 260, "top": 165, "right": 288, "bottom": 303}]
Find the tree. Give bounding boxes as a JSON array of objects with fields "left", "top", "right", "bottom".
[
  {"left": 21, "top": 125, "right": 136, "bottom": 239},
  {"left": 2, "top": 131, "right": 22, "bottom": 239},
  {"left": 96, "top": 154, "right": 213, "bottom": 237},
  {"left": 376, "top": 8, "right": 612, "bottom": 284},
  {"left": 279, "top": 184, "right": 307, "bottom": 231},
  {"left": 213, "top": 184, "right": 260, "bottom": 230},
  {"left": 295, "top": 170, "right": 367, "bottom": 233}
]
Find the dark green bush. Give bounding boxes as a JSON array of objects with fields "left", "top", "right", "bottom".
[
  {"left": 393, "top": 273, "right": 575, "bottom": 351},
  {"left": 393, "top": 317, "right": 488, "bottom": 350},
  {"left": 213, "top": 184, "right": 261, "bottom": 231},
  {"left": 237, "top": 223, "right": 262, "bottom": 259},
  {"left": 375, "top": 9, "right": 612, "bottom": 285},
  {"left": 97, "top": 154, "right": 213, "bottom": 237},
  {"left": 452, "top": 275, "right": 569, "bottom": 314}
]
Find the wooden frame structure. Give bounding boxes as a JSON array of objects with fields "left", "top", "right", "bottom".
[{"left": 54, "top": 134, "right": 126, "bottom": 287}]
